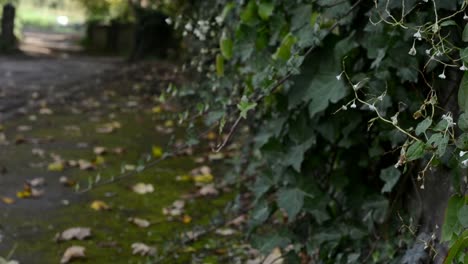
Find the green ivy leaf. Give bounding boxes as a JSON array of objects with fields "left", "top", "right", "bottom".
[
  {"left": 427, "top": 133, "right": 449, "bottom": 157},
  {"left": 442, "top": 195, "right": 465, "bottom": 242},
  {"left": 216, "top": 54, "right": 224, "bottom": 77},
  {"left": 406, "top": 141, "right": 426, "bottom": 161},
  {"left": 220, "top": 34, "right": 233, "bottom": 60},
  {"left": 277, "top": 188, "right": 304, "bottom": 222},
  {"left": 273, "top": 33, "right": 296, "bottom": 61},
  {"left": 258, "top": 1, "right": 274, "bottom": 20},
  {"left": 459, "top": 113, "right": 468, "bottom": 131},
  {"left": 458, "top": 72, "right": 468, "bottom": 113},
  {"left": 443, "top": 230, "right": 468, "bottom": 264},
  {"left": 456, "top": 133, "right": 468, "bottom": 150},
  {"left": 240, "top": 0, "right": 257, "bottom": 24},
  {"left": 237, "top": 96, "right": 257, "bottom": 119},
  {"left": 461, "top": 48, "right": 468, "bottom": 64},
  {"left": 463, "top": 24, "right": 468, "bottom": 42},
  {"left": 458, "top": 205, "right": 468, "bottom": 228},
  {"left": 379, "top": 166, "right": 401, "bottom": 193},
  {"left": 415, "top": 118, "right": 432, "bottom": 136},
  {"left": 290, "top": 4, "right": 312, "bottom": 31}
]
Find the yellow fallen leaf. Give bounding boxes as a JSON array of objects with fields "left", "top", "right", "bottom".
[
  {"left": 152, "top": 146, "right": 163, "bottom": 158},
  {"left": 90, "top": 200, "right": 110, "bottom": 211},
  {"left": 164, "top": 120, "right": 174, "bottom": 127},
  {"left": 175, "top": 175, "right": 191, "bottom": 182},
  {"left": 182, "top": 215, "right": 192, "bottom": 224},
  {"left": 17, "top": 190, "right": 31, "bottom": 199},
  {"left": 193, "top": 173, "right": 213, "bottom": 184},
  {"left": 152, "top": 106, "right": 162, "bottom": 114},
  {"left": 48, "top": 162, "right": 64, "bottom": 172},
  {"left": 94, "top": 156, "right": 105, "bottom": 166},
  {"left": 1, "top": 196, "right": 14, "bottom": 204}
]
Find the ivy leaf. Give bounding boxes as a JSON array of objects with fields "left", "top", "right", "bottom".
[
  {"left": 427, "top": 133, "right": 449, "bottom": 157},
  {"left": 405, "top": 141, "right": 426, "bottom": 161},
  {"left": 240, "top": 0, "right": 257, "bottom": 24},
  {"left": 216, "top": 54, "right": 224, "bottom": 77},
  {"left": 237, "top": 96, "right": 257, "bottom": 119},
  {"left": 258, "top": 1, "right": 274, "bottom": 20},
  {"left": 273, "top": 33, "right": 296, "bottom": 61},
  {"left": 463, "top": 24, "right": 468, "bottom": 42},
  {"left": 456, "top": 133, "right": 468, "bottom": 150},
  {"left": 459, "top": 113, "right": 468, "bottom": 132},
  {"left": 415, "top": 118, "right": 432, "bottom": 136},
  {"left": 442, "top": 195, "right": 465, "bottom": 241},
  {"left": 277, "top": 188, "right": 304, "bottom": 222},
  {"left": 458, "top": 205, "right": 468, "bottom": 228},
  {"left": 379, "top": 166, "right": 401, "bottom": 193},
  {"left": 458, "top": 72, "right": 468, "bottom": 113},
  {"left": 461, "top": 48, "right": 468, "bottom": 64},
  {"left": 220, "top": 34, "right": 233, "bottom": 60},
  {"left": 290, "top": 4, "right": 312, "bottom": 31},
  {"left": 249, "top": 199, "right": 271, "bottom": 227}
]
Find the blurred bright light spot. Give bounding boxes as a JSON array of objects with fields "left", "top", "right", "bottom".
[{"left": 56, "top": 16, "right": 69, "bottom": 26}]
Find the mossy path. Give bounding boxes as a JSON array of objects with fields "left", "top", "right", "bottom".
[{"left": 0, "top": 63, "right": 246, "bottom": 263}]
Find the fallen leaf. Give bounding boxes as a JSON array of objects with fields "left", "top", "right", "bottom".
[
  {"left": 263, "top": 247, "right": 283, "bottom": 264},
  {"left": 164, "top": 120, "right": 174, "bottom": 127},
  {"left": 131, "top": 243, "right": 156, "bottom": 256},
  {"left": 48, "top": 162, "right": 64, "bottom": 172},
  {"left": 94, "top": 156, "right": 105, "bottom": 166},
  {"left": 90, "top": 200, "right": 110, "bottom": 211},
  {"left": 132, "top": 183, "right": 154, "bottom": 194},
  {"left": 199, "top": 184, "right": 219, "bottom": 196},
  {"left": 1, "top": 196, "right": 14, "bottom": 204},
  {"left": 60, "top": 246, "right": 86, "bottom": 264},
  {"left": 56, "top": 227, "right": 92, "bottom": 242},
  {"left": 128, "top": 217, "right": 151, "bottom": 228},
  {"left": 27, "top": 177, "right": 46, "bottom": 187},
  {"left": 193, "top": 173, "right": 214, "bottom": 184},
  {"left": 175, "top": 175, "right": 191, "bottom": 182},
  {"left": 152, "top": 106, "right": 162, "bottom": 113},
  {"left": 124, "top": 164, "right": 136, "bottom": 171},
  {"left": 182, "top": 215, "right": 192, "bottom": 224},
  {"left": 215, "top": 228, "right": 237, "bottom": 236},
  {"left": 93, "top": 146, "right": 107, "bottom": 155},
  {"left": 60, "top": 176, "right": 76, "bottom": 187},
  {"left": 152, "top": 146, "right": 163, "bottom": 158},
  {"left": 227, "top": 215, "right": 247, "bottom": 226},
  {"left": 39, "top": 107, "right": 53, "bottom": 115},
  {"left": 17, "top": 125, "right": 32, "bottom": 132},
  {"left": 78, "top": 160, "right": 95, "bottom": 171},
  {"left": 112, "top": 147, "right": 126, "bottom": 155},
  {"left": 31, "top": 148, "right": 45, "bottom": 158}
]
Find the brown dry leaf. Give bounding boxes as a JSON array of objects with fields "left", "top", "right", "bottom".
[
  {"left": 78, "top": 160, "right": 95, "bottom": 171},
  {"left": 90, "top": 200, "right": 110, "bottom": 211},
  {"left": 132, "top": 183, "right": 154, "bottom": 194},
  {"left": 199, "top": 184, "right": 219, "bottom": 196},
  {"left": 96, "top": 122, "right": 121, "bottom": 134},
  {"left": 56, "top": 227, "right": 92, "bottom": 242},
  {"left": 131, "top": 243, "right": 156, "bottom": 256},
  {"left": 15, "top": 135, "right": 26, "bottom": 145},
  {"left": 1, "top": 196, "right": 14, "bottom": 204},
  {"left": 93, "top": 146, "right": 107, "bottom": 155},
  {"left": 182, "top": 215, "right": 192, "bottom": 224},
  {"left": 60, "top": 246, "right": 86, "bottom": 264},
  {"left": 263, "top": 247, "right": 283, "bottom": 264},
  {"left": 128, "top": 217, "right": 151, "bottom": 228},
  {"left": 60, "top": 176, "right": 77, "bottom": 187}
]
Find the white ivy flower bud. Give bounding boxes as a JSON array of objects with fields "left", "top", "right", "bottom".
[
  {"left": 408, "top": 46, "right": 417, "bottom": 56},
  {"left": 425, "top": 49, "right": 431, "bottom": 55},
  {"left": 391, "top": 113, "right": 399, "bottom": 125},
  {"left": 336, "top": 72, "right": 343, "bottom": 80},
  {"left": 460, "top": 63, "right": 468, "bottom": 71},
  {"left": 369, "top": 104, "right": 376, "bottom": 111},
  {"left": 460, "top": 151, "right": 467, "bottom": 157},
  {"left": 341, "top": 105, "right": 348, "bottom": 110},
  {"left": 165, "top": 18, "right": 172, "bottom": 25},
  {"left": 462, "top": 159, "right": 468, "bottom": 167},
  {"left": 438, "top": 71, "right": 446, "bottom": 79},
  {"left": 413, "top": 30, "right": 422, "bottom": 41},
  {"left": 464, "top": 13, "right": 468, "bottom": 20},
  {"left": 185, "top": 23, "right": 193, "bottom": 31},
  {"left": 350, "top": 101, "right": 357, "bottom": 109},
  {"left": 215, "top": 16, "right": 223, "bottom": 25}
]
